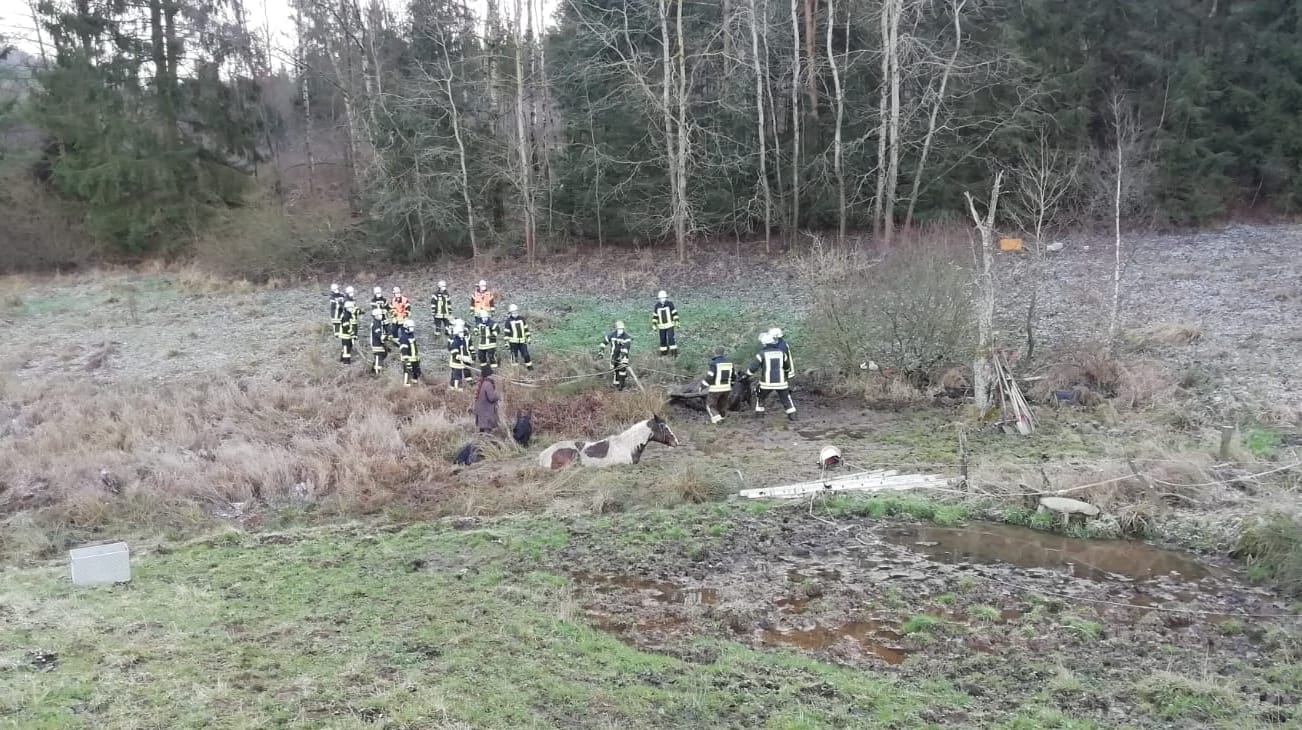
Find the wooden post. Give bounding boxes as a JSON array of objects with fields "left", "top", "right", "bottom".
[
  {"left": 957, "top": 426, "right": 969, "bottom": 491},
  {"left": 1219, "top": 426, "right": 1236, "bottom": 461}
]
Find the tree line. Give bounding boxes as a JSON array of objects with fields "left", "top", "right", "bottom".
[{"left": 1, "top": 0, "right": 1299, "bottom": 265}]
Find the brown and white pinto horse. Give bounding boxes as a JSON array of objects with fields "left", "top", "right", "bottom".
[{"left": 538, "top": 415, "right": 679, "bottom": 470}]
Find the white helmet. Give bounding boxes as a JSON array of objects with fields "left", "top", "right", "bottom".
[
  {"left": 453, "top": 318, "right": 465, "bottom": 327},
  {"left": 373, "top": 286, "right": 383, "bottom": 296},
  {"left": 452, "top": 323, "right": 465, "bottom": 335},
  {"left": 371, "top": 308, "right": 383, "bottom": 319},
  {"left": 759, "top": 332, "right": 774, "bottom": 345},
  {"left": 508, "top": 304, "right": 519, "bottom": 313},
  {"left": 345, "top": 286, "right": 355, "bottom": 296},
  {"left": 346, "top": 299, "right": 358, "bottom": 310},
  {"left": 403, "top": 319, "right": 415, "bottom": 329},
  {"left": 615, "top": 320, "right": 625, "bottom": 330},
  {"left": 392, "top": 286, "right": 401, "bottom": 295},
  {"left": 657, "top": 290, "right": 668, "bottom": 301},
  {"left": 769, "top": 327, "right": 783, "bottom": 340},
  {"left": 330, "top": 283, "right": 339, "bottom": 293},
  {"left": 437, "top": 280, "right": 447, "bottom": 289},
  {"left": 478, "top": 279, "right": 487, "bottom": 289}
]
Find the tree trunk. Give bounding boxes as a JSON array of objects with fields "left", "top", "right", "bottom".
[
  {"left": 761, "top": 0, "right": 786, "bottom": 226},
  {"left": 965, "top": 171, "right": 1003, "bottom": 414},
  {"left": 882, "top": 0, "right": 901, "bottom": 247},
  {"left": 826, "top": 0, "right": 845, "bottom": 244},
  {"left": 1108, "top": 110, "right": 1123, "bottom": 349},
  {"left": 748, "top": 0, "right": 772, "bottom": 254},
  {"left": 674, "top": 0, "right": 689, "bottom": 262},
  {"left": 441, "top": 38, "right": 478, "bottom": 259},
  {"left": 294, "top": 6, "right": 315, "bottom": 197},
  {"left": 513, "top": 0, "right": 537, "bottom": 265},
  {"left": 803, "top": 0, "right": 817, "bottom": 119},
  {"left": 789, "top": 0, "right": 801, "bottom": 239},
  {"left": 872, "top": 0, "right": 889, "bottom": 239},
  {"left": 905, "top": 0, "right": 964, "bottom": 230}
]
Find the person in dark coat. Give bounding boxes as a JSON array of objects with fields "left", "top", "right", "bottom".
[{"left": 473, "top": 365, "right": 501, "bottom": 433}]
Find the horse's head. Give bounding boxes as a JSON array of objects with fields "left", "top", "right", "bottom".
[{"left": 648, "top": 414, "right": 679, "bottom": 447}]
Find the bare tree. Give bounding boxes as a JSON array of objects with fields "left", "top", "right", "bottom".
[
  {"left": 747, "top": 0, "right": 773, "bottom": 253},
  {"left": 872, "top": 0, "right": 897, "bottom": 241},
  {"left": 513, "top": 0, "right": 538, "bottom": 263},
  {"left": 1102, "top": 92, "right": 1150, "bottom": 351},
  {"left": 673, "top": 0, "right": 689, "bottom": 262},
  {"left": 1007, "top": 125, "right": 1081, "bottom": 359},
  {"left": 903, "top": 0, "right": 965, "bottom": 230},
  {"left": 789, "top": 0, "right": 802, "bottom": 238},
  {"left": 293, "top": 3, "right": 316, "bottom": 197},
  {"left": 437, "top": 25, "right": 479, "bottom": 259},
  {"left": 965, "top": 170, "right": 1002, "bottom": 414},
  {"left": 882, "top": 0, "right": 902, "bottom": 246},
  {"left": 826, "top": 0, "right": 846, "bottom": 243}
]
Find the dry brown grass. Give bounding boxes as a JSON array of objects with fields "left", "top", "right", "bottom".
[
  {"left": 1031, "top": 346, "right": 1176, "bottom": 410},
  {"left": 1125, "top": 322, "right": 1204, "bottom": 348}
]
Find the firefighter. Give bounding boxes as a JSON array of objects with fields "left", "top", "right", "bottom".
[
  {"left": 448, "top": 319, "right": 471, "bottom": 391},
  {"left": 391, "top": 287, "right": 411, "bottom": 332},
  {"left": 471, "top": 279, "right": 495, "bottom": 317},
  {"left": 371, "top": 286, "right": 391, "bottom": 341},
  {"left": 702, "top": 346, "right": 735, "bottom": 424},
  {"left": 399, "top": 319, "right": 422, "bottom": 387},
  {"left": 329, "top": 283, "right": 344, "bottom": 338},
  {"left": 344, "top": 285, "right": 356, "bottom": 306},
  {"left": 769, "top": 326, "right": 794, "bottom": 380},
  {"left": 651, "top": 290, "right": 680, "bottom": 357},
  {"left": 430, "top": 280, "right": 453, "bottom": 342},
  {"left": 338, "top": 300, "right": 359, "bottom": 364},
  {"left": 369, "top": 308, "right": 388, "bottom": 375},
  {"left": 747, "top": 332, "right": 795, "bottom": 419},
  {"left": 504, "top": 304, "right": 533, "bottom": 370},
  {"left": 473, "top": 311, "right": 501, "bottom": 367},
  {"left": 602, "top": 321, "right": 633, "bottom": 390}
]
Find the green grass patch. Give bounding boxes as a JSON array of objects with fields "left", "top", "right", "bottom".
[
  {"left": 1136, "top": 671, "right": 1241, "bottom": 722},
  {"left": 970, "top": 605, "right": 1002, "bottom": 623},
  {"left": 1236, "top": 512, "right": 1302, "bottom": 596},
  {"left": 1062, "top": 617, "right": 1104, "bottom": 642},
  {"left": 901, "top": 614, "right": 942, "bottom": 635},
  {"left": 823, "top": 495, "right": 971, "bottom": 526}
]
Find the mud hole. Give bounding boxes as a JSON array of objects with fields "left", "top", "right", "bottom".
[{"left": 559, "top": 511, "right": 1299, "bottom": 725}]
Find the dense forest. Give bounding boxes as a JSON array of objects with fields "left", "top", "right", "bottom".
[{"left": 0, "top": 0, "right": 1299, "bottom": 270}]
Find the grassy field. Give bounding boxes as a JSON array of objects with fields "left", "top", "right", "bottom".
[{"left": 4, "top": 504, "right": 1299, "bottom": 729}]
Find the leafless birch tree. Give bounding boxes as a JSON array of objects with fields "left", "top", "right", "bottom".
[
  {"left": 965, "top": 170, "right": 1002, "bottom": 414},
  {"left": 748, "top": 0, "right": 773, "bottom": 253},
  {"left": 826, "top": 0, "right": 846, "bottom": 243},
  {"left": 514, "top": 0, "right": 538, "bottom": 263}
]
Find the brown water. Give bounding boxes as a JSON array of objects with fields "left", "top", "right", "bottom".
[
  {"left": 758, "top": 621, "right": 907, "bottom": 664},
  {"left": 884, "top": 524, "right": 1213, "bottom": 583}
]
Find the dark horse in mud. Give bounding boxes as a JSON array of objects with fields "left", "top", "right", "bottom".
[
  {"left": 538, "top": 415, "right": 679, "bottom": 469},
  {"left": 668, "top": 375, "right": 755, "bottom": 417}
]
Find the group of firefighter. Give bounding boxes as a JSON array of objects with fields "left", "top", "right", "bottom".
[{"left": 326, "top": 281, "right": 797, "bottom": 420}]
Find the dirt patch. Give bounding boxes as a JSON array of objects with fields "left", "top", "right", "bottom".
[{"left": 557, "top": 511, "right": 1296, "bottom": 725}]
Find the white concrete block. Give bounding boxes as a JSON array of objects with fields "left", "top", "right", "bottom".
[{"left": 69, "top": 541, "right": 131, "bottom": 586}]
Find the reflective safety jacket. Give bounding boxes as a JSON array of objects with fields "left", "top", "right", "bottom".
[
  {"left": 448, "top": 334, "right": 471, "bottom": 369},
  {"left": 471, "top": 289, "right": 495, "bottom": 315},
  {"left": 475, "top": 319, "right": 500, "bottom": 350},
  {"left": 370, "top": 318, "right": 387, "bottom": 351},
  {"left": 505, "top": 314, "right": 530, "bottom": 344},
  {"left": 399, "top": 333, "right": 420, "bottom": 363},
  {"left": 339, "top": 308, "right": 357, "bottom": 339},
  {"left": 603, "top": 330, "right": 632, "bottom": 363},
  {"left": 431, "top": 290, "right": 452, "bottom": 319},
  {"left": 391, "top": 294, "right": 411, "bottom": 320},
  {"left": 372, "top": 295, "right": 391, "bottom": 323},
  {"left": 747, "top": 344, "right": 791, "bottom": 390},
  {"left": 330, "top": 292, "right": 345, "bottom": 324},
  {"left": 703, "top": 355, "right": 735, "bottom": 393},
  {"left": 652, "top": 300, "right": 679, "bottom": 330},
  {"left": 776, "top": 337, "right": 794, "bottom": 377}
]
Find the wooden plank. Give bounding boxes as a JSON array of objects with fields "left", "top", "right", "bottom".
[{"left": 738, "top": 472, "right": 946, "bottom": 499}]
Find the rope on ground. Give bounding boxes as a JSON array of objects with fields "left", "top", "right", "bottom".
[{"left": 505, "top": 367, "right": 614, "bottom": 387}]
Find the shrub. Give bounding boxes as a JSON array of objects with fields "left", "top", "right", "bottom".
[
  {"left": 1235, "top": 512, "right": 1302, "bottom": 596},
  {"left": 802, "top": 244, "right": 974, "bottom": 386}
]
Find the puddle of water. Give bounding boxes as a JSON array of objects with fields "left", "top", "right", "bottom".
[
  {"left": 759, "top": 621, "right": 907, "bottom": 664},
  {"left": 571, "top": 571, "right": 720, "bottom": 606},
  {"left": 885, "top": 524, "right": 1213, "bottom": 583}
]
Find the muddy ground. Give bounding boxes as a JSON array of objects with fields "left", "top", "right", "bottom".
[{"left": 549, "top": 508, "right": 1300, "bottom": 727}]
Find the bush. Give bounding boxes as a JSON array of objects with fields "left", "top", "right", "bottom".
[
  {"left": 1235, "top": 512, "right": 1302, "bottom": 596},
  {"left": 191, "top": 198, "right": 362, "bottom": 280},
  {"left": 803, "top": 244, "right": 974, "bottom": 386}
]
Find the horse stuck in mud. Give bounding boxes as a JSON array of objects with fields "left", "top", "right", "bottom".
[{"left": 538, "top": 415, "right": 679, "bottom": 469}]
